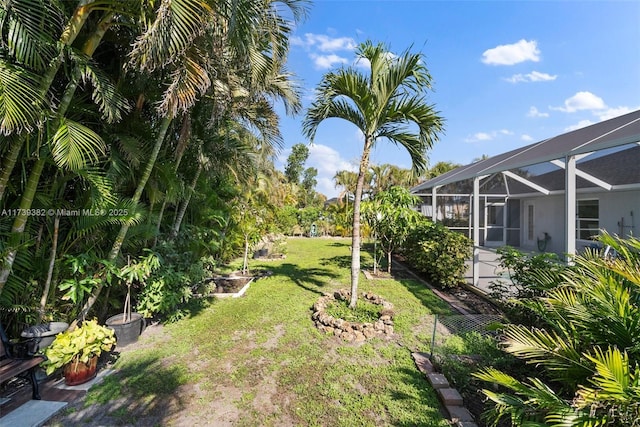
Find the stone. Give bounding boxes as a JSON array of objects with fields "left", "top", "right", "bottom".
[
  {"left": 439, "top": 388, "right": 464, "bottom": 406},
  {"left": 446, "top": 405, "right": 475, "bottom": 422},
  {"left": 341, "top": 331, "right": 355, "bottom": 342},
  {"left": 412, "top": 352, "right": 435, "bottom": 374},
  {"left": 354, "top": 331, "right": 366, "bottom": 342},
  {"left": 383, "top": 325, "right": 394, "bottom": 335},
  {"left": 325, "top": 327, "right": 334, "bottom": 335},
  {"left": 426, "top": 373, "right": 449, "bottom": 389},
  {"left": 363, "top": 328, "right": 377, "bottom": 338}
]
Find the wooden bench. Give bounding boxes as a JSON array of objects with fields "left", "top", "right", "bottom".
[{"left": 0, "top": 324, "right": 46, "bottom": 400}]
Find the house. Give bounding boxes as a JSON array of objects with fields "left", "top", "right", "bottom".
[{"left": 411, "top": 109, "right": 640, "bottom": 286}]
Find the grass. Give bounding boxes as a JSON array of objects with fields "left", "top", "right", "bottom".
[
  {"left": 325, "top": 298, "right": 382, "bottom": 323},
  {"left": 50, "top": 237, "right": 455, "bottom": 426}
]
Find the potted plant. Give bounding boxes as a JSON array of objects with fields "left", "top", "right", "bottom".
[
  {"left": 41, "top": 319, "right": 116, "bottom": 385},
  {"left": 105, "top": 252, "right": 159, "bottom": 347}
]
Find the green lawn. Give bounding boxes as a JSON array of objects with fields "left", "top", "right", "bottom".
[{"left": 50, "top": 237, "right": 453, "bottom": 426}]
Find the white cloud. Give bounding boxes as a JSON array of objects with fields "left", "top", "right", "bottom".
[
  {"left": 552, "top": 91, "right": 607, "bottom": 113},
  {"left": 354, "top": 57, "right": 371, "bottom": 69},
  {"left": 596, "top": 106, "right": 635, "bottom": 121},
  {"left": 482, "top": 39, "right": 540, "bottom": 66},
  {"left": 465, "top": 129, "right": 514, "bottom": 143},
  {"left": 565, "top": 120, "right": 594, "bottom": 132},
  {"left": 505, "top": 70, "right": 557, "bottom": 83},
  {"left": 527, "top": 106, "right": 549, "bottom": 118},
  {"left": 306, "top": 144, "right": 355, "bottom": 197},
  {"left": 465, "top": 132, "right": 493, "bottom": 142},
  {"left": 521, "top": 134, "right": 534, "bottom": 142},
  {"left": 293, "top": 33, "right": 356, "bottom": 52},
  {"left": 311, "top": 53, "right": 348, "bottom": 69}
]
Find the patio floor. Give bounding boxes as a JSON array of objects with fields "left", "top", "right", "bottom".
[{"left": 463, "top": 247, "right": 511, "bottom": 295}]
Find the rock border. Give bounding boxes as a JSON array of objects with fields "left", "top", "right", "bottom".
[{"left": 312, "top": 289, "right": 395, "bottom": 342}]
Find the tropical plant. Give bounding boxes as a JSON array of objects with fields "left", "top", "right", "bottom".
[
  {"left": 78, "top": 0, "right": 308, "bottom": 318},
  {"left": 41, "top": 319, "right": 116, "bottom": 375},
  {"left": 303, "top": 40, "right": 444, "bottom": 307},
  {"left": 362, "top": 186, "right": 421, "bottom": 274},
  {"left": 474, "top": 233, "right": 640, "bottom": 426}
]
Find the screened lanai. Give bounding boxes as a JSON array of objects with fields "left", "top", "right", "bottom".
[{"left": 411, "top": 109, "right": 640, "bottom": 288}]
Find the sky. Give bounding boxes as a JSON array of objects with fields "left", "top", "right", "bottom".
[{"left": 274, "top": 0, "right": 640, "bottom": 198}]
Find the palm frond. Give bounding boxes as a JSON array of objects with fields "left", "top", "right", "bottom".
[
  {"left": 51, "top": 118, "right": 106, "bottom": 170},
  {"left": 0, "top": 0, "right": 64, "bottom": 71},
  {"left": 0, "top": 60, "right": 46, "bottom": 135},
  {"left": 128, "top": 0, "right": 212, "bottom": 72},
  {"left": 158, "top": 54, "right": 211, "bottom": 117},
  {"left": 71, "top": 51, "right": 132, "bottom": 123},
  {"left": 503, "top": 324, "right": 592, "bottom": 385}
]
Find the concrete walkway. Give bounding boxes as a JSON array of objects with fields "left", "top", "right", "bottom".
[
  {"left": 463, "top": 247, "right": 511, "bottom": 295},
  {"left": 0, "top": 367, "right": 114, "bottom": 426}
]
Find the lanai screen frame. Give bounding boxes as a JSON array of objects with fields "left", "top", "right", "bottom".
[{"left": 411, "top": 109, "right": 640, "bottom": 287}]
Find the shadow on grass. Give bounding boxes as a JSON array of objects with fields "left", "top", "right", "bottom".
[
  {"left": 399, "top": 279, "right": 452, "bottom": 315},
  {"left": 54, "top": 354, "right": 186, "bottom": 426},
  {"left": 319, "top": 254, "right": 352, "bottom": 269},
  {"left": 266, "top": 263, "right": 339, "bottom": 295},
  {"left": 327, "top": 241, "right": 350, "bottom": 248}
]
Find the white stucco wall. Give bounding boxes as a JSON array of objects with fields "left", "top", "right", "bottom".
[{"left": 519, "top": 189, "right": 639, "bottom": 255}]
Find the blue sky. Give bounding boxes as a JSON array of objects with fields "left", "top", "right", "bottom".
[{"left": 275, "top": 1, "right": 640, "bottom": 198}]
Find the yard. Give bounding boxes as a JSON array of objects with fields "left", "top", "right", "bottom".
[{"left": 45, "top": 237, "right": 458, "bottom": 426}]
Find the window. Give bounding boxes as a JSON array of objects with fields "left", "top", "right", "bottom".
[{"left": 577, "top": 199, "right": 599, "bottom": 240}]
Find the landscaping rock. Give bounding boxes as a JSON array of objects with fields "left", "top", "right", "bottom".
[{"left": 311, "top": 289, "right": 395, "bottom": 342}]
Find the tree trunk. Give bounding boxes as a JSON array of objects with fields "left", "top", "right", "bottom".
[
  {"left": 0, "top": 3, "right": 96, "bottom": 198},
  {"left": 0, "top": 13, "right": 113, "bottom": 294},
  {"left": 387, "top": 251, "right": 392, "bottom": 274},
  {"left": 154, "top": 116, "right": 191, "bottom": 246},
  {"left": 349, "top": 139, "right": 372, "bottom": 308},
  {"left": 242, "top": 234, "right": 249, "bottom": 275},
  {"left": 78, "top": 115, "right": 172, "bottom": 320},
  {"left": 0, "top": 158, "right": 46, "bottom": 293},
  {"left": 171, "top": 163, "right": 201, "bottom": 237},
  {"left": 0, "top": 138, "right": 23, "bottom": 202},
  {"left": 39, "top": 215, "right": 60, "bottom": 321}
]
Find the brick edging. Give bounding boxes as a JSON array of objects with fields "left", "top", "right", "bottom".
[{"left": 412, "top": 352, "right": 478, "bottom": 427}]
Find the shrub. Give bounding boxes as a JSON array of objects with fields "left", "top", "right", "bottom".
[
  {"left": 488, "top": 246, "right": 566, "bottom": 326},
  {"left": 474, "top": 234, "right": 640, "bottom": 426},
  {"left": 401, "top": 220, "right": 471, "bottom": 288}
]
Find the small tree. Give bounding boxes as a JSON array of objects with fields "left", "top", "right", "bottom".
[
  {"left": 363, "top": 187, "right": 421, "bottom": 274},
  {"left": 303, "top": 40, "right": 444, "bottom": 308},
  {"left": 284, "top": 143, "right": 309, "bottom": 184}
]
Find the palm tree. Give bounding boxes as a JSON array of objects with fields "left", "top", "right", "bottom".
[
  {"left": 333, "top": 170, "right": 358, "bottom": 208},
  {"left": 303, "top": 41, "right": 444, "bottom": 308},
  {"left": 78, "top": 0, "right": 308, "bottom": 318}
]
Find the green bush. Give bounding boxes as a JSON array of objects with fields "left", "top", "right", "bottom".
[
  {"left": 488, "top": 246, "right": 566, "bottom": 326},
  {"left": 401, "top": 219, "right": 471, "bottom": 288},
  {"left": 135, "top": 240, "right": 215, "bottom": 322}
]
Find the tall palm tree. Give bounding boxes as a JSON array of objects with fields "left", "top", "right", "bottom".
[
  {"left": 303, "top": 41, "right": 444, "bottom": 308},
  {"left": 78, "top": 0, "right": 308, "bottom": 318}
]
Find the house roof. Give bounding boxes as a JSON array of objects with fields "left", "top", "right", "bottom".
[{"left": 412, "top": 109, "right": 640, "bottom": 195}]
